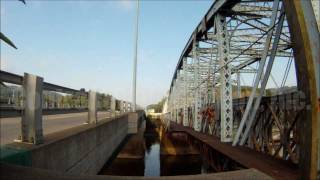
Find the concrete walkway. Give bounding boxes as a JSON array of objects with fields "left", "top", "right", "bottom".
[{"left": 0, "top": 163, "right": 272, "bottom": 180}]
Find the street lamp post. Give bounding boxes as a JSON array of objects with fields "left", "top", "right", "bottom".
[{"left": 132, "top": 0, "right": 140, "bottom": 112}]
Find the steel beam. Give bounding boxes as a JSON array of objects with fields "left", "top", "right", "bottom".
[
  {"left": 239, "top": 5, "right": 285, "bottom": 146},
  {"left": 193, "top": 39, "right": 201, "bottom": 132},
  {"left": 283, "top": 0, "right": 320, "bottom": 178},
  {"left": 183, "top": 57, "right": 189, "bottom": 126},
  {"left": 237, "top": 72, "right": 241, "bottom": 98},
  {"left": 169, "top": 0, "right": 239, "bottom": 91},
  {"left": 233, "top": 0, "right": 280, "bottom": 146},
  {"left": 216, "top": 14, "right": 233, "bottom": 142}
]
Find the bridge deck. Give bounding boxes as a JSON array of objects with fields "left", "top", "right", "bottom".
[{"left": 169, "top": 122, "right": 299, "bottom": 180}]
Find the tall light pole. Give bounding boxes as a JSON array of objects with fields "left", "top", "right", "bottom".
[{"left": 132, "top": 0, "right": 139, "bottom": 112}]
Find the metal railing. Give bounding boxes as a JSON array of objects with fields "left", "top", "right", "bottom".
[
  {"left": 0, "top": 70, "right": 84, "bottom": 95},
  {"left": 0, "top": 70, "right": 133, "bottom": 144}
]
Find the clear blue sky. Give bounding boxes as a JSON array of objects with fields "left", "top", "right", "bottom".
[
  {"left": 0, "top": 0, "right": 296, "bottom": 106},
  {"left": 1, "top": 0, "right": 213, "bottom": 106}
]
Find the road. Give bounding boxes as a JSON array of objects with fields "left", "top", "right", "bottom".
[{"left": 0, "top": 111, "right": 110, "bottom": 145}]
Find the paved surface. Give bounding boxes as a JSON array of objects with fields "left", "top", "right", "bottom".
[
  {"left": 0, "top": 111, "right": 110, "bottom": 145},
  {"left": 169, "top": 122, "right": 300, "bottom": 180},
  {"left": 0, "top": 163, "right": 272, "bottom": 180}
]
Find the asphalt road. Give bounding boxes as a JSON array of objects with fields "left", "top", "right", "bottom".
[{"left": 0, "top": 111, "right": 110, "bottom": 145}]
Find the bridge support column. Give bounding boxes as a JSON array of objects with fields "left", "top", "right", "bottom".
[
  {"left": 128, "top": 112, "right": 138, "bottom": 134},
  {"left": 19, "top": 73, "right": 44, "bottom": 144},
  {"left": 110, "top": 96, "right": 116, "bottom": 117},
  {"left": 172, "top": 80, "right": 177, "bottom": 123},
  {"left": 177, "top": 70, "right": 184, "bottom": 124},
  {"left": 122, "top": 101, "right": 126, "bottom": 113},
  {"left": 126, "top": 102, "right": 131, "bottom": 112},
  {"left": 237, "top": 72, "right": 241, "bottom": 98},
  {"left": 216, "top": 14, "right": 233, "bottom": 142},
  {"left": 193, "top": 39, "right": 201, "bottom": 132},
  {"left": 87, "top": 90, "right": 97, "bottom": 124},
  {"left": 183, "top": 57, "right": 189, "bottom": 126},
  {"left": 119, "top": 101, "right": 123, "bottom": 114}
]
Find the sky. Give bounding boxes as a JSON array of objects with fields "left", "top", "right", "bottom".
[
  {"left": 0, "top": 0, "right": 213, "bottom": 106},
  {"left": 0, "top": 0, "right": 297, "bottom": 107}
]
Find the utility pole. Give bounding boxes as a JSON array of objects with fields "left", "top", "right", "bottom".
[{"left": 132, "top": 0, "right": 139, "bottom": 112}]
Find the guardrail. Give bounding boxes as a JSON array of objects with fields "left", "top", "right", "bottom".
[
  {"left": 172, "top": 91, "right": 303, "bottom": 165},
  {"left": 0, "top": 70, "right": 133, "bottom": 144},
  {"left": 0, "top": 70, "right": 85, "bottom": 95},
  {"left": 0, "top": 107, "right": 88, "bottom": 118}
]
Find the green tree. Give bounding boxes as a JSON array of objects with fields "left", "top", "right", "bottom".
[{"left": 0, "top": 0, "right": 25, "bottom": 49}]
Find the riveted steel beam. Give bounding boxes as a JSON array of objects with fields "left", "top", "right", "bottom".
[{"left": 283, "top": 0, "right": 320, "bottom": 178}]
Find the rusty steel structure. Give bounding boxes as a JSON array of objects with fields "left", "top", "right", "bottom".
[
  {"left": 164, "top": 0, "right": 319, "bottom": 179},
  {"left": 232, "top": 92, "right": 303, "bottom": 163},
  {"left": 186, "top": 133, "right": 245, "bottom": 172}
]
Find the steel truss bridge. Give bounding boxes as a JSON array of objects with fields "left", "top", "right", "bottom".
[{"left": 164, "top": 0, "right": 319, "bottom": 179}]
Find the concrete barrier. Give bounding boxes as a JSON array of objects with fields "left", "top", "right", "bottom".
[{"left": 0, "top": 111, "right": 145, "bottom": 175}]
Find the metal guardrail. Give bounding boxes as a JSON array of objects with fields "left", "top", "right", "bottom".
[
  {"left": 0, "top": 70, "right": 22, "bottom": 85},
  {"left": 0, "top": 70, "right": 133, "bottom": 144},
  {"left": 0, "top": 107, "right": 89, "bottom": 118},
  {"left": 0, "top": 70, "right": 86, "bottom": 95},
  {"left": 0, "top": 70, "right": 133, "bottom": 113}
]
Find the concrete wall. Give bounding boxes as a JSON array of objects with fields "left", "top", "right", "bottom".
[
  {"left": 117, "top": 120, "right": 146, "bottom": 159},
  {"left": 33, "top": 115, "right": 128, "bottom": 174},
  {"left": 1, "top": 113, "right": 142, "bottom": 175},
  {"left": 1, "top": 110, "right": 146, "bottom": 175},
  {"left": 128, "top": 111, "right": 145, "bottom": 134}
]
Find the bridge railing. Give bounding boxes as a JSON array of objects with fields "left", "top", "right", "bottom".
[
  {"left": 0, "top": 70, "right": 84, "bottom": 95},
  {"left": 177, "top": 91, "right": 304, "bottom": 164},
  {"left": 0, "top": 70, "right": 132, "bottom": 144},
  {"left": 232, "top": 91, "right": 304, "bottom": 164}
]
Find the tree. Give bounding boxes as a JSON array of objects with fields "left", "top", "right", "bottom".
[
  {"left": 147, "top": 97, "right": 166, "bottom": 113},
  {"left": 0, "top": 0, "right": 25, "bottom": 49}
]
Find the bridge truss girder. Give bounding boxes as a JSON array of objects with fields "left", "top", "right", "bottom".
[{"left": 166, "top": 0, "right": 319, "bottom": 179}]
